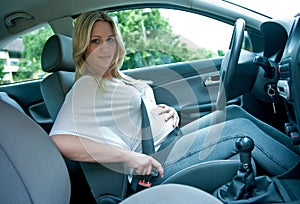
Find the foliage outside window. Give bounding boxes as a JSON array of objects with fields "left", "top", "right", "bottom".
[
  {"left": 0, "top": 60, "right": 5, "bottom": 82},
  {"left": 110, "top": 9, "right": 223, "bottom": 70},
  {"left": 0, "top": 8, "right": 228, "bottom": 84},
  {"left": 15, "top": 26, "right": 54, "bottom": 82},
  {"left": 0, "top": 25, "right": 53, "bottom": 85}
]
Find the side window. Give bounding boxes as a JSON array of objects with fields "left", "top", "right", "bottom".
[
  {"left": 110, "top": 9, "right": 234, "bottom": 70},
  {"left": 0, "top": 25, "right": 53, "bottom": 85}
]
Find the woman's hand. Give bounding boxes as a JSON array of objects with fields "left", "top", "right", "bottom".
[
  {"left": 158, "top": 104, "right": 180, "bottom": 127},
  {"left": 125, "top": 152, "right": 164, "bottom": 177},
  {"left": 52, "top": 134, "right": 164, "bottom": 177}
]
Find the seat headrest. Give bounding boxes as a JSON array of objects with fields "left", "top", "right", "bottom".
[{"left": 41, "top": 34, "right": 75, "bottom": 72}]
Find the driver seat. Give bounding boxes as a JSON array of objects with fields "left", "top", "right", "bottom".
[
  {"left": 40, "top": 34, "right": 75, "bottom": 121},
  {"left": 41, "top": 34, "right": 129, "bottom": 203}
]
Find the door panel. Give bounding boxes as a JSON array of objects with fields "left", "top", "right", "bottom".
[
  {"left": 0, "top": 80, "right": 42, "bottom": 109},
  {"left": 125, "top": 57, "right": 228, "bottom": 126},
  {"left": 0, "top": 57, "right": 237, "bottom": 130}
]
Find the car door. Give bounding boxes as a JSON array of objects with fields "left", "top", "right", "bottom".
[
  {"left": 0, "top": 8, "right": 243, "bottom": 131},
  {"left": 125, "top": 58, "right": 224, "bottom": 126},
  {"left": 114, "top": 8, "right": 238, "bottom": 126}
]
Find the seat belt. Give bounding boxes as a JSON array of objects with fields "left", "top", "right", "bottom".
[
  {"left": 122, "top": 81, "right": 155, "bottom": 155},
  {"left": 140, "top": 99, "right": 155, "bottom": 155},
  {"left": 131, "top": 98, "right": 158, "bottom": 192}
]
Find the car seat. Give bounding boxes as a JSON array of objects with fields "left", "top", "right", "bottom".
[
  {"left": 40, "top": 34, "right": 75, "bottom": 121},
  {"left": 0, "top": 99, "right": 224, "bottom": 204},
  {"left": 41, "top": 34, "right": 129, "bottom": 203},
  {"left": 0, "top": 99, "right": 71, "bottom": 203},
  {"left": 0, "top": 91, "right": 25, "bottom": 113}
]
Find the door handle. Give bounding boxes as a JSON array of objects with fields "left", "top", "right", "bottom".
[{"left": 204, "top": 74, "right": 220, "bottom": 87}]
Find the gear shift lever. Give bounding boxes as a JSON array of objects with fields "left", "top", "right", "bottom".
[
  {"left": 215, "top": 135, "right": 286, "bottom": 203},
  {"left": 215, "top": 135, "right": 256, "bottom": 201},
  {"left": 233, "top": 136, "right": 256, "bottom": 199},
  {"left": 236, "top": 136, "right": 254, "bottom": 169}
]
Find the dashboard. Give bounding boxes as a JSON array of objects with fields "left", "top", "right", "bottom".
[{"left": 277, "top": 16, "right": 300, "bottom": 145}]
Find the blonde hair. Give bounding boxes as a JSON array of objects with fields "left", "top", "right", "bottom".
[{"left": 73, "top": 10, "right": 125, "bottom": 81}]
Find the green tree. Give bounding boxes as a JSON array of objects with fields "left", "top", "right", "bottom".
[
  {"left": 110, "top": 9, "right": 216, "bottom": 70},
  {"left": 0, "top": 60, "right": 5, "bottom": 83},
  {"left": 14, "top": 26, "right": 53, "bottom": 81},
  {"left": 217, "top": 50, "right": 225, "bottom": 57}
]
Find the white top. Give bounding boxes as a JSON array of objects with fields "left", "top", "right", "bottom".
[{"left": 50, "top": 75, "right": 174, "bottom": 152}]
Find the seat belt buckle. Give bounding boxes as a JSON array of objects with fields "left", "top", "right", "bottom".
[
  {"left": 138, "top": 178, "right": 152, "bottom": 187},
  {"left": 137, "top": 176, "right": 152, "bottom": 191},
  {"left": 136, "top": 170, "right": 158, "bottom": 191}
]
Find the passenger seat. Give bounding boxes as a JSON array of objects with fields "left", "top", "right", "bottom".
[
  {"left": 0, "top": 92, "right": 25, "bottom": 114},
  {"left": 0, "top": 99, "right": 71, "bottom": 203}
]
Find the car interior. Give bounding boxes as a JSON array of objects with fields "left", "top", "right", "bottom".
[{"left": 0, "top": 0, "right": 300, "bottom": 203}]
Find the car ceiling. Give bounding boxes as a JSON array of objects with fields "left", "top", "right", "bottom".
[{"left": 0, "top": 0, "right": 268, "bottom": 49}]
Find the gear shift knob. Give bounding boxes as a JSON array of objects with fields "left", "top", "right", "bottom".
[
  {"left": 215, "top": 136, "right": 257, "bottom": 201},
  {"left": 236, "top": 136, "right": 254, "bottom": 165}
]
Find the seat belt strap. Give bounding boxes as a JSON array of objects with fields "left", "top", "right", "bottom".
[
  {"left": 140, "top": 99, "right": 155, "bottom": 155},
  {"left": 131, "top": 99, "right": 157, "bottom": 192}
]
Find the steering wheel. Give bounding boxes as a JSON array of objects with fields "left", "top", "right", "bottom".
[{"left": 216, "top": 18, "right": 245, "bottom": 110}]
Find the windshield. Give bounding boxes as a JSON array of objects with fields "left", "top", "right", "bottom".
[{"left": 226, "top": 0, "right": 299, "bottom": 19}]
